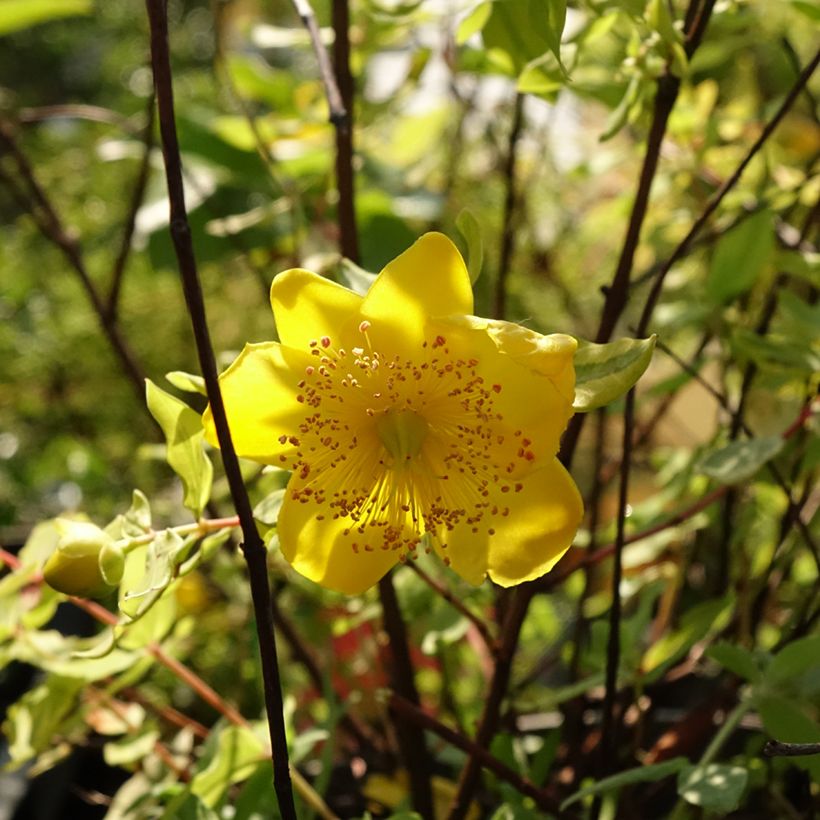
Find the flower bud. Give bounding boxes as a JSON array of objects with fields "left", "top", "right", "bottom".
[{"left": 43, "top": 520, "right": 121, "bottom": 599}]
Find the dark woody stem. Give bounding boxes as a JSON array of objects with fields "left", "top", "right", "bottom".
[{"left": 144, "top": 2, "right": 296, "bottom": 817}]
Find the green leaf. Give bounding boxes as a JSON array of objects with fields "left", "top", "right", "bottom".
[
  {"left": 455, "top": 208, "right": 484, "bottom": 284},
  {"left": 518, "top": 51, "right": 564, "bottom": 99},
  {"left": 791, "top": 0, "right": 820, "bottom": 21},
  {"left": 600, "top": 75, "right": 643, "bottom": 142},
  {"left": 561, "top": 758, "right": 688, "bottom": 810},
  {"left": 482, "top": 0, "right": 565, "bottom": 76},
  {"left": 573, "top": 335, "right": 656, "bottom": 411},
  {"left": 706, "top": 641, "right": 763, "bottom": 683},
  {"left": 190, "top": 725, "right": 266, "bottom": 808},
  {"left": 731, "top": 327, "right": 820, "bottom": 375},
  {"left": 2, "top": 675, "right": 83, "bottom": 769},
  {"left": 699, "top": 436, "right": 784, "bottom": 484},
  {"left": 146, "top": 380, "right": 213, "bottom": 517},
  {"left": 253, "top": 488, "right": 286, "bottom": 526},
  {"left": 642, "top": 595, "right": 734, "bottom": 675},
  {"left": 456, "top": 1, "right": 491, "bottom": 43},
  {"left": 104, "top": 729, "right": 161, "bottom": 768},
  {"left": 0, "top": 0, "right": 91, "bottom": 36},
  {"left": 120, "top": 531, "right": 193, "bottom": 621},
  {"left": 677, "top": 764, "right": 748, "bottom": 812},
  {"left": 767, "top": 634, "right": 820, "bottom": 686},
  {"left": 706, "top": 209, "right": 775, "bottom": 303},
  {"left": 755, "top": 695, "right": 820, "bottom": 779},
  {"left": 339, "top": 257, "right": 377, "bottom": 296},
  {"left": 166, "top": 370, "right": 207, "bottom": 396}
]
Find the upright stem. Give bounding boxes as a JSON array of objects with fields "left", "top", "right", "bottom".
[
  {"left": 448, "top": 587, "right": 532, "bottom": 819},
  {"left": 494, "top": 92, "right": 525, "bottom": 320},
  {"left": 144, "top": 3, "right": 296, "bottom": 817},
  {"left": 378, "top": 575, "right": 435, "bottom": 817},
  {"left": 332, "top": 0, "right": 359, "bottom": 261}
]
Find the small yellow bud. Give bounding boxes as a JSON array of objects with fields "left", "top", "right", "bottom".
[{"left": 43, "top": 520, "right": 122, "bottom": 599}]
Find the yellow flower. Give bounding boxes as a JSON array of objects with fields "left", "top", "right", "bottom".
[{"left": 204, "top": 233, "right": 583, "bottom": 594}]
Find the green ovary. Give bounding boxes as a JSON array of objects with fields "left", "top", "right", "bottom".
[{"left": 376, "top": 410, "right": 429, "bottom": 464}]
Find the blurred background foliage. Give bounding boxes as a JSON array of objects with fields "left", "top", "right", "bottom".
[{"left": 0, "top": 0, "right": 818, "bottom": 817}]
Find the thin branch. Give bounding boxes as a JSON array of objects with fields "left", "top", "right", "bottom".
[
  {"left": 560, "top": 0, "right": 716, "bottom": 465},
  {"left": 107, "top": 93, "right": 156, "bottom": 321},
  {"left": 0, "top": 120, "right": 147, "bottom": 399},
  {"left": 636, "top": 47, "right": 820, "bottom": 338},
  {"left": 17, "top": 104, "right": 140, "bottom": 134},
  {"left": 378, "top": 574, "right": 435, "bottom": 818},
  {"left": 290, "top": 0, "right": 347, "bottom": 125},
  {"left": 493, "top": 92, "right": 525, "bottom": 320},
  {"left": 389, "top": 693, "right": 564, "bottom": 815},
  {"left": 331, "top": 0, "right": 359, "bottom": 261},
  {"left": 448, "top": 587, "right": 532, "bottom": 819},
  {"left": 144, "top": 2, "right": 296, "bottom": 816},
  {"left": 764, "top": 740, "right": 820, "bottom": 758},
  {"left": 0, "top": 548, "right": 336, "bottom": 820},
  {"left": 597, "top": 388, "right": 635, "bottom": 780},
  {"left": 405, "top": 561, "right": 498, "bottom": 654}
]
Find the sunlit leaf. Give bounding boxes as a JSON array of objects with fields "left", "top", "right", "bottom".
[
  {"left": 146, "top": 380, "right": 213, "bottom": 517},
  {"left": 165, "top": 370, "right": 207, "bottom": 396},
  {"left": 573, "top": 335, "right": 656, "bottom": 411},
  {"left": 0, "top": 0, "right": 91, "bottom": 36},
  {"left": 190, "top": 725, "right": 267, "bottom": 808}
]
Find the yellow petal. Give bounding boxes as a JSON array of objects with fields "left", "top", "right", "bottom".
[
  {"left": 361, "top": 233, "right": 473, "bottom": 347},
  {"left": 438, "top": 315, "right": 577, "bottom": 404},
  {"left": 277, "top": 482, "right": 400, "bottom": 595},
  {"left": 427, "top": 317, "right": 576, "bottom": 465},
  {"left": 202, "top": 342, "right": 310, "bottom": 465},
  {"left": 270, "top": 268, "right": 363, "bottom": 351},
  {"left": 437, "top": 458, "right": 583, "bottom": 587}
]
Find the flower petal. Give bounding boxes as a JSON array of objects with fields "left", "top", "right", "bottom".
[
  {"left": 438, "top": 315, "right": 577, "bottom": 404},
  {"left": 428, "top": 317, "right": 576, "bottom": 465},
  {"left": 361, "top": 233, "right": 473, "bottom": 346},
  {"left": 270, "top": 268, "right": 363, "bottom": 351},
  {"left": 277, "top": 483, "right": 400, "bottom": 594},
  {"left": 203, "top": 342, "right": 310, "bottom": 464},
  {"left": 437, "top": 458, "right": 582, "bottom": 587}
]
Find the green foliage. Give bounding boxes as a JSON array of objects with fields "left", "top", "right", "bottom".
[
  {"left": 145, "top": 380, "right": 213, "bottom": 518},
  {"left": 0, "top": 0, "right": 91, "bottom": 37},
  {"left": 1, "top": 0, "right": 818, "bottom": 816},
  {"left": 573, "top": 335, "right": 657, "bottom": 411}
]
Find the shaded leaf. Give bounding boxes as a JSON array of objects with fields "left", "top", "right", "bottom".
[
  {"left": 706, "top": 641, "right": 763, "bottom": 683},
  {"left": 456, "top": 208, "right": 484, "bottom": 284},
  {"left": 561, "top": 758, "right": 688, "bottom": 810},
  {"left": 677, "top": 764, "right": 748, "bottom": 812},
  {"left": 699, "top": 436, "right": 784, "bottom": 484},
  {"left": 706, "top": 210, "right": 774, "bottom": 303},
  {"left": 339, "top": 257, "right": 377, "bottom": 296},
  {"left": 768, "top": 634, "right": 820, "bottom": 686}
]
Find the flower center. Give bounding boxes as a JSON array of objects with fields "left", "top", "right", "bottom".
[{"left": 376, "top": 410, "right": 429, "bottom": 464}]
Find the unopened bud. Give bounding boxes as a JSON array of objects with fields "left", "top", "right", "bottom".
[{"left": 43, "top": 520, "right": 122, "bottom": 599}]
